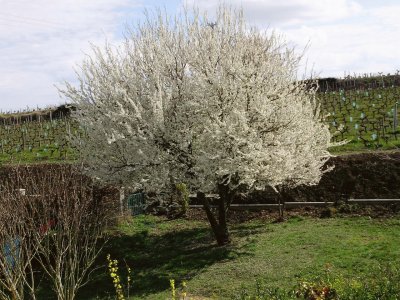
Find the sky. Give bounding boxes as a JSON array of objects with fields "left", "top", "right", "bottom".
[{"left": 0, "top": 0, "right": 399, "bottom": 111}]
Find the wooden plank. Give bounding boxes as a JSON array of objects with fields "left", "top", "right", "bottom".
[
  {"left": 285, "top": 202, "right": 334, "bottom": 207},
  {"left": 348, "top": 199, "right": 400, "bottom": 204},
  {"left": 230, "top": 204, "right": 280, "bottom": 211},
  {"left": 190, "top": 203, "right": 280, "bottom": 211},
  {"left": 189, "top": 199, "right": 400, "bottom": 212}
]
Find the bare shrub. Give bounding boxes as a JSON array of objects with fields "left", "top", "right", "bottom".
[
  {"left": 0, "top": 186, "right": 39, "bottom": 299},
  {"left": 0, "top": 164, "right": 115, "bottom": 300}
]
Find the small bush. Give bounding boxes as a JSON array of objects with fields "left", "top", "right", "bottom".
[
  {"left": 234, "top": 263, "right": 400, "bottom": 299},
  {"left": 175, "top": 183, "right": 190, "bottom": 216},
  {"left": 336, "top": 202, "right": 360, "bottom": 214},
  {"left": 320, "top": 207, "right": 337, "bottom": 218}
]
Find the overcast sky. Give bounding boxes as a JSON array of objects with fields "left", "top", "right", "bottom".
[{"left": 1, "top": 0, "right": 399, "bottom": 111}]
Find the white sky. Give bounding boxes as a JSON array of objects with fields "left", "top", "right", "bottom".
[{"left": 0, "top": 0, "right": 399, "bottom": 111}]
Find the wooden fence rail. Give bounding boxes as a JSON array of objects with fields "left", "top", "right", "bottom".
[
  {"left": 348, "top": 199, "right": 400, "bottom": 204},
  {"left": 189, "top": 199, "right": 400, "bottom": 211}
]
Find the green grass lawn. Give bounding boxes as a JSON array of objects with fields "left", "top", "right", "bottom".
[
  {"left": 0, "top": 145, "right": 77, "bottom": 163},
  {"left": 75, "top": 214, "right": 400, "bottom": 299}
]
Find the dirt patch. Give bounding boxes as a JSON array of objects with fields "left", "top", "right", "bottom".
[
  {"left": 189, "top": 151, "right": 400, "bottom": 222},
  {"left": 245, "top": 151, "right": 400, "bottom": 204},
  {"left": 188, "top": 204, "right": 400, "bottom": 223}
]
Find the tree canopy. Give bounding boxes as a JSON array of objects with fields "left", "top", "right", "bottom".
[{"left": 63, "top": 6, "right": 332, "bottom": 191}]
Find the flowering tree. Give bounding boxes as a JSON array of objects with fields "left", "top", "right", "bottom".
[{"left": 62, "top": 6, "right": 334, "bottom": 245}]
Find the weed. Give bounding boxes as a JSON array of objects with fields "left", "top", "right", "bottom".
[{"left": 106, "top": 254, "right": 132, "bottom": 300}]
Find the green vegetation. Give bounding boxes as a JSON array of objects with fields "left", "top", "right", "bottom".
[
  {"left": 321, "top": 86, "right": 400, "bottom": 151},
  {"left": 74, "top": 214, "right": 400, "bottom": 299},
  {"left": 175, "top": 183, "right": 190, "bottom": 216},
  {"left": 0, "top": 118, "right": 79, "bottom": 163}
]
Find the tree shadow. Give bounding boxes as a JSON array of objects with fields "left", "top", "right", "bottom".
[
  {"left": 230, "top": 222, "right": 267, "bottom": 238},
  {"left": 78, "top": 225, "right": 251, "bottom": 299}
]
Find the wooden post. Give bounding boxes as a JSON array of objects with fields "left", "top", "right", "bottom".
[{"left": 119, "top": 187, "right": 125, "bottom": 214}]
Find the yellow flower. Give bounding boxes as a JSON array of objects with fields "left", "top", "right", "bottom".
[{"left": 170, "top": 279, "right": 176, "bottom": 299}]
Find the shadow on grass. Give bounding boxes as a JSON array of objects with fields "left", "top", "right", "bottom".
[
  {"left": 78, "top": 225, "right": 250, "bottom": 299},
  {"left": 230, "top": 222, "right": 268, "bottom": 238}
]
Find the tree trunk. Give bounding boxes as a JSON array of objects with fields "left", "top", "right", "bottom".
[
  {"left": 217, "top": 183, "right": 231, "bottom": 245},
  {"left": 197, "top": 192, "right": 231, "bottom": 246}
]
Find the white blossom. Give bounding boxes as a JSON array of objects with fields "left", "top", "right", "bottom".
[{"left": 61, "top": 5, "right": 335, "bottom": 193}]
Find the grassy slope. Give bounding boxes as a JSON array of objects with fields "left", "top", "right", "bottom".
[
  {"left": 75, "top": 215, "right": 400, "bottom": 299},
  {"left": 0, "top": 118, "right": 78, "bottom": 163},
  {"left": 321, "top": 86, "right": 400, "bottom": 153}
]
